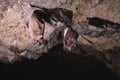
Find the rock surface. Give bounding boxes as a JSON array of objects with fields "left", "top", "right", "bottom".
[{"left": 0, "top": 0, "right": 120, "bottom": 78}]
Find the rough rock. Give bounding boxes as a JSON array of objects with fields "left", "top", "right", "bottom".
[{"left": 0, "top": 0, "right": 120, "bottom": 78}]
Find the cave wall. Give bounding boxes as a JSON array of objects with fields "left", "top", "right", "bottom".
[{"left": 0, "top": 0, "right": 120, "bottom": 77}]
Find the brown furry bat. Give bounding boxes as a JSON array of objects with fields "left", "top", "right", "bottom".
[
  {"left": 28, "top": 10, "right": 45, "bottom": 42},
  {"left": 63, "top": 27, "right": 78, "bottom": 51}
]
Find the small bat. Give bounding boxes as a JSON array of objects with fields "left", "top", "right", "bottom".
[
  {"left": 63, "top": 27, "right": 78, "bottom": 51},
  {"left": 28, "top": 10, "right": 45, "bottom": 42}
]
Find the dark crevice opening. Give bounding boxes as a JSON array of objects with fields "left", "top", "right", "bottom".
[
  {"left": 87, "top": 17, "right": 120, "bottom": 30},
  {"left": 0, "top": 44, "right": 119, "bottom": 80},
  {"left": 32, "top": 7, "right": 73, "bottom": 25}
]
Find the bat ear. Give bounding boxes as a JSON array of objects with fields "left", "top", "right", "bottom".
[{"left": 26, "top": 22, "right": 29, "bottom": 28}]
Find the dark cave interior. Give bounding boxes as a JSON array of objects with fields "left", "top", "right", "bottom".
[{"left": 0, "top": 44, "right": 119, "bottom": 80}]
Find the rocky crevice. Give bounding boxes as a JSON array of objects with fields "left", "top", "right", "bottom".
[{"left": 0, "top": 0, "right": 120, "bottom": 78}]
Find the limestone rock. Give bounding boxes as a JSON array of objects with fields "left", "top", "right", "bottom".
[{"left": 0, "top": 0, "right": 120, "bottom": 78}]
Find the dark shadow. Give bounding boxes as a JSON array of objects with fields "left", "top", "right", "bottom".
[
  {"left": 104, "top": 46, "right": 120, "bottom": 54},
  {"left": 33, "top": 7, "right": 73, "bottom": 25},
  {"left": 87, "top": 17, "right": 120, "bottom": 30},
  {"left": 0, "top": 44, "right": 119, "bottom": 80}
]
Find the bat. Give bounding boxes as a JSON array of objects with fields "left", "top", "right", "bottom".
[
  {"left": 63, "top": 27, "right": 78, "bottom": 51},
  {"left": 28, "top": 10, "right": 45, "bottom": 42}
]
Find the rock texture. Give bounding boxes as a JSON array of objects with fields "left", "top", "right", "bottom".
[{"left": 0, "top": 0, "right": 120, "bottom": 77}]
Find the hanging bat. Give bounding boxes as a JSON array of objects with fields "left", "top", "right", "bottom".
[
  {"left": 28, "top": 10, "right": 45, "bottom": 42},
  {"left": 63, "top": 27, "right": 78, "bottom": 51}
]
